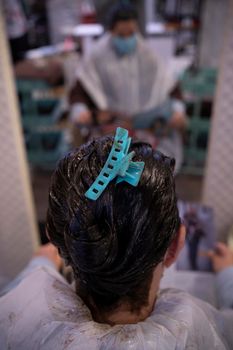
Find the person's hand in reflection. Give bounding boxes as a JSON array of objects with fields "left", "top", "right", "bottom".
[
  {"left": 206, "top": 242, "right": 233, "bottom": 273},
  {"left": 73, "top": 110, "right": 92, "bottom": 125},
  {"left": 169, "top": 112, "right": 188, "bottom": 130},
  {"left": 34, "top": 243, "right": 63, "bottom": 271}
]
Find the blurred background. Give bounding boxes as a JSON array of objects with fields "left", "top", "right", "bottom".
[{"left": 0, "top": 0, "right": 233, "bottom": 282}]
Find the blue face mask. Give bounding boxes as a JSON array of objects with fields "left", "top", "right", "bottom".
[{"left": 112, "top": 34, "right": 137, "bottom": 56}]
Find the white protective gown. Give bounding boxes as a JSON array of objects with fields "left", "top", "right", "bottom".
[
  {"left": 76, "top": 33, "right": 176, "bottom": 116},
  {"left": 0, "top": 265, "right": 232, "bottom": 350}
]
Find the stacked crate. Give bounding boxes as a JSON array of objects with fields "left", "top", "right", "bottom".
[
  {"left": 181, "top": 68, "right": 217, "bottom": 175},
  {"left": 17, "top": 79, "right": 69, "bottom": 169}
]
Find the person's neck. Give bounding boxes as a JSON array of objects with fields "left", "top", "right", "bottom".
[{"left": 93, "top": 264, "right": 164, "bottom": 325}]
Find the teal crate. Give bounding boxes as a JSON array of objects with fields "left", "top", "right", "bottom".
[
  {"left": 17, "top": 79, "right": 48, "bottom": 114},
  {"left": 25, "top": 130, "right": 69, "bottom": 169},
  {"left": 22, "top": 99, "right": 60, "bottom": 128},
  {"left": 181, "top": 68, "right": 217, "bottom": 98},
  {"left": 180, "top": 68, "right": 217, "bottom": 175},
  {"left": 17, "top": 79, "right": 60, "bottom": 128},
  {"left": 182, "top": 105, "right": 211, "bottom": 174}
]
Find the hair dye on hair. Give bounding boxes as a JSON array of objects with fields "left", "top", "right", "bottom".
[{"left": 46, "top": 136, "right": 180, "bottom": 313}]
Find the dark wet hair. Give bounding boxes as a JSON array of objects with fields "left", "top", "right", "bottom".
[
  {"left": 46, "top": 136, "right": 180, "bottom": 313},
  {"left": 107, "top": 1, "right": 138, "bottom": 30}
]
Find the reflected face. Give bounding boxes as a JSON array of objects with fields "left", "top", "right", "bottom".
[{"left": 112, "top": 20, "right": 138, "bottom": 38}]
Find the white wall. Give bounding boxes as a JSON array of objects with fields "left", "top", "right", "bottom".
[
  {"left": 0, "top": 5, "right": 39, "bottom": 285},
  {"left": 203, "top": 1, "right": 233, "bottom": 239}
]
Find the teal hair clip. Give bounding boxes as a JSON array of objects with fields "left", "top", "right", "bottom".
[{"left": 85, "top": 127, "right": 145, "bottom": 201}]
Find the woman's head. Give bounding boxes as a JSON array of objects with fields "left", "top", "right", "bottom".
[
  {"left": 46, "top": 135, "right": 180, "bottom": 314},
  {"left": 107, "top": 2, "right": 138, "bottom": 33},
  {"left": 107, "top": 2, "right": 138, "bottom": 56}
]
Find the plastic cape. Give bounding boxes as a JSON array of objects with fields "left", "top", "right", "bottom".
[
  {"left": 76, "top": 34, "right": 176, "bottom": 116},
  {"left": 0, "top": 266, "right": 232, "bottom": 350}
]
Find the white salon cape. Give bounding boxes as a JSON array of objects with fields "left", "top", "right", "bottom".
[
  {"left": 0, "top": 259, "right": 233, "bottom": 350},
  {"left": 76, "top": 33, "right": 177, "bottom": 116}
]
